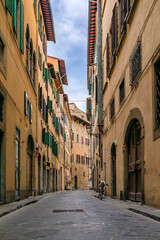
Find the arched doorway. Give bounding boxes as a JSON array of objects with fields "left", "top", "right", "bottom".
[
  {"left": 127, "top": 120, "right": 142, "bottom": 201},
  {"left": 38, "top": 154, "right": 41, "bottom": 195},
  {"left": 111, "top": 143, "right": 116, "bottom": 197},
  {"left": 27, "top": 135, "right": 34, "bottom": 196},
  {"left": 75, "top": 176, "right": 78, "bottom": 189},
  {"left": 124, "top": 108, "right": 145, "bottom": 203}
]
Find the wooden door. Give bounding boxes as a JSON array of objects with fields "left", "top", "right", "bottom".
[
  {"left": 128, "top": 122, "right": 142, "bottom": 201},
  {"left": 75, "top": 176, "right": 77, "bottom": 189},
  {"left": 26, "top": 153, "right": 32, "bottom": 196},
  {"left": 38, "top": 157, "right": 41, "bottom": 194},
  {"left": 0, "top": 134, "right": 1, "bottom": 201}
]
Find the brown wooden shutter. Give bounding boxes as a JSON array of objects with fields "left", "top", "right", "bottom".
[
  {"left": 106, "top": 34, "right": 110, "bottom": 76},
  {"left": 115, "top": 3, "right": 118, "bottom": 49}
]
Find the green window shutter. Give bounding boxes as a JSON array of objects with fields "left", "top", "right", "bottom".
[
  {"left": 34, "top": 0, "right": 37, "bottom": 14},
  {"left": 20, "top": 0, "right": 24, "bottom": 54},
  {"left": 38, "top": 3, "right": 40, "bottom": 31},
  {"left": 29, "top": 103, "right": 32, "bottom": 124},
  {"left": 24, "top": 91, "right": 28, "bottom": 116},
  {"left": 64, "top": 133, "right": 66, "bottom": 142},
  {"left": 43, "top": 61, "right": 45, "bottom": 77},
  {"left": 6, "top": 0, "right": 14, "bottom": 16},
  {"left": 13, "top": 0, "right": 17, "bottom": 33},
  {"left": 45, "top": 132, "right": 49, "bottom": 146},
  {"left": 46, "top": 104, "right": 48, "bottom": 123}
]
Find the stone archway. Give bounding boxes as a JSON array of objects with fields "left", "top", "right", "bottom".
[{"left": 123, "top": 108, "right": 145, "bottom": 203}]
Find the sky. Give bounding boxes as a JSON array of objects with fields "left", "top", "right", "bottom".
[{"left": 48, "top": 0, "right": 89, "bottom": 113}]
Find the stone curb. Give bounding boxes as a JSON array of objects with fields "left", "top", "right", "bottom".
[
  {"left": 90, "top": 190, "right": 160, "bottom": 223},
  {"left": 128, "top": 208, "right": 160, "bottom": 223},
  {"left": 0, "top": 199, "right": 39, "bottom": 218}
]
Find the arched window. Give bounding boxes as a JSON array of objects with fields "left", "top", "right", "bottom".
[
  {"left": 26, "top": 24, "right": 30, "bottom": 70},
  {"left": 30, "top": 39, "right": 33, "bottom": 79},
  {"left": 33, "top": 51, "right": 36, "bottom": 87}
]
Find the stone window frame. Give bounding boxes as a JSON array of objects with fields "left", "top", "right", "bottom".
[{"left": 0, "top": 30, "right": 7, "bottom": 79}]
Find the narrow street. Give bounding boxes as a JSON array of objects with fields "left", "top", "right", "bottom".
[{"left": 0, "top": 191, "right": 160, "bottom": 240}]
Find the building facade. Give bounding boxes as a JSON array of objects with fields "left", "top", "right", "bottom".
[
  {"left": 0, "top": 0, "right": 71, "bottom": 203},
  {"left": 69, "top": 103, "right": 91, "bottom": 190},
  {"left": 88, "top": 0, "right": 160, "bottom": 208}
]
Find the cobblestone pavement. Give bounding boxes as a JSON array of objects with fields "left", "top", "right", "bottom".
[{"left": 0, "top": 191, "right": 160, "bottom": 240}]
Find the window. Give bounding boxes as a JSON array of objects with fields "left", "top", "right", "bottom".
[
  {"left": 72, "top": 132, "right": 74, "bottom": 141},
  {"left": 75, "top": 168, "right": 77, "bottom": 171},
  {"left": 33, "top": 0, "right": 37, "bottom": 14},
  {"left": 33, "top": 51, "right": 36, "bottom": 87},
  {"left": 81, "top": 136, "right": 84, "bottom": 144},
  {"left": 155, "top": 57, "right": 160, "bottom": 129},
  {"left": 111, "top": 3, "right": 118, "bottom": 59},
  {"left": 76, "top": 155, "right": 80, "bottom": 164},
  {"left": 86, "top": 157, "right": 89, "bottom": 165},
  {"left": 110, "top": 97, "right": 115, "bottom": 120},
  {"left": 77, "top": 134, "right": 79, "bottom": 143},
  {"left": 106, "top": 33, "right": 110, "bottom": 76},
  {"left": 81, "top": 156, "right": 85, "bottom": 165},
  {"left": 0, "top": 93, "right": 4, "bottom": 123},
  {"left": 0, "top": 37, "right": 5, "bottom": 66},
  {"left": 119, "top": 79, "right": 125, "bottom": 105},
  {"left": 26, "top": 24, "right": 30, "bottom": 70},
  {"left": 119, "top": 0, "right": 130, "bottom": 34},
  {"left": 72, "top": 153, "right": 74, "bottom": 163},
  {"left": 95, "top": 76, "right": 98, "bottom": 105},
  {"left": 83, "top": 172, "right": 85, "bottom": 177},
  {"left": 130, "top": 41, "right": 141, "bottom": 86},
  {"left": 30, "top": 40, "right": 33, "bottom": 79}
]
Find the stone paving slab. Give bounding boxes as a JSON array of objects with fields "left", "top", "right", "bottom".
[
  {"left": 0, "top": 191, "right": 64, "bottom": 218},
  {"left": 90, "top": 190, "right": 160, "bottom": 222},
  {"left": 0, "top": 190, "right": 160, "bottom": 223}
]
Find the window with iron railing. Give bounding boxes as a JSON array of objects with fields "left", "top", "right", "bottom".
[
  {"left": 155, "top": 57, "right": 160, "bottom": 130},
  {"left": 130, "top": 41, "right": 141, "bottom": 86}
]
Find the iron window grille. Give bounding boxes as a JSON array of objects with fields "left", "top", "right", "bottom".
[
  {"left": 110, "top": 97, "right": 115, "bottom": 120},
  {"left": 130, "top": 41, "right": 141, "bottom": 86},
  {"left": 119, "top": 79, "right": 125, "bottom": 105},
  {"left": 155, "top": 57, "right": 160, "bottom": 129}
]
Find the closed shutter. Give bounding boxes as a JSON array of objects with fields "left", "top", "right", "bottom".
[
  {"left": 24, "top": 92, "right": 28, "bottom": 116},
  {"left": 46, "top": 104, "right": 48, "bottom": 123},
  {"left": 6, "top": 0, "right": 14, "bottom": 16},
  {"left": 64, "top": 133, "right": 66, "bottom": 142},
  {"left": 115, "top": 3, "right": 118, "bottom": 50},
  {"left": 13, "top": 0, "right": 17, "bottom": 33},
  {"left": 38, "top": 83, "right": 40, "bottom": 108},
  {"left": 20, "top": 0, "right": 24, "bottom": 54},
  {"left": 38, "top": 3, "right": 40, "bottom": 32},
  {"left": 43, "top": 61, "right": 45, "bottom": 77},
  {"left": 40, "top": 86, "right": 42, "bottom": 109},
  {"left": 34, "top": 0, "right": 37, "bottom": 14},
  {"left": 45, "top": 132, "right": 49, "bottom": 146},
  {"left": 42, "top": 128, "right": 46, "bottom": 144},
  {"left": 106, "top": 33, "right": 110, "bottom": 76},
  {"left": 29, "top": 103, "right": 32, "bottom": 124}
]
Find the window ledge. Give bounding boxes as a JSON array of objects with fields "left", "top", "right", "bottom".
[
  {"left": 153, "top": 128, "right": 160, "bottom": 141},
  {"left": 0, "top": 63, "right": 6, "bottom": 79}
]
